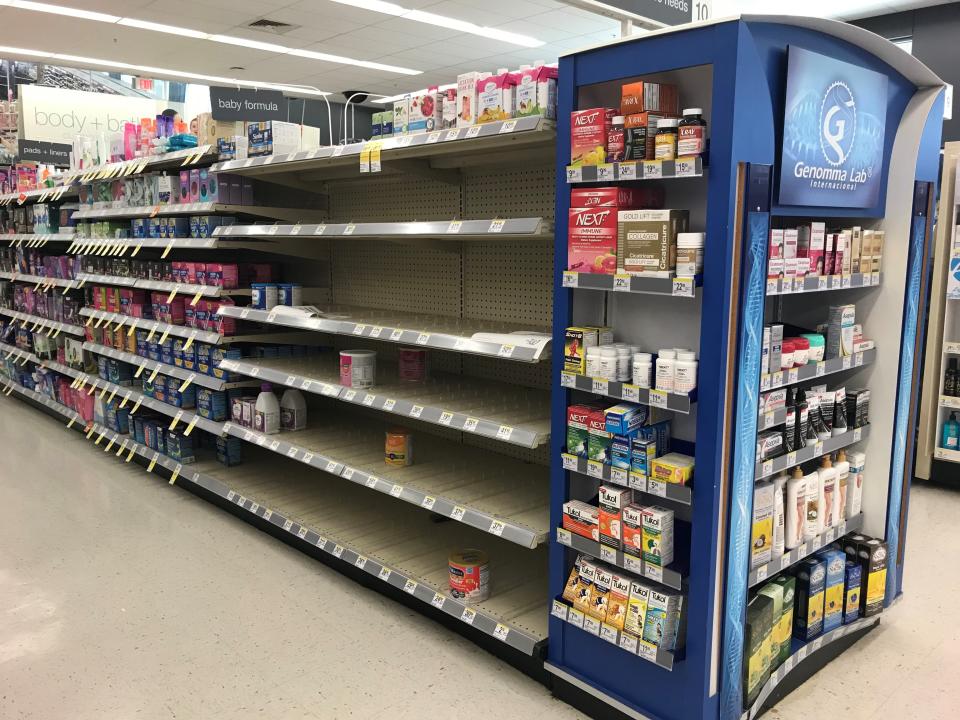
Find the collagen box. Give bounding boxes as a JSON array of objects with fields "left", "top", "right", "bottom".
[{"left": 617, "top": 209, "right": 689, "bottom": 277}]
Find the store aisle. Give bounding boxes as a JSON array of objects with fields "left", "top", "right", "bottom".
[{"left": 2, "top": 396, "right": 959, "bottom": 720}]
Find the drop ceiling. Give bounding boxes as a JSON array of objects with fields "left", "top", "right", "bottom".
[{"left": 0, "top": 0, "right": 951, "bottom": 100}]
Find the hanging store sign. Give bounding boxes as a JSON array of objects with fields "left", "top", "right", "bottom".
[
  {"left": 209, "top": 87, "right": 286, "bottom": 122},
  {"left": 778, "top": 46, "right": 888, "bottom": 209},
  {"left": 18, "top": 139, "right": 72, "bottom": 166}
]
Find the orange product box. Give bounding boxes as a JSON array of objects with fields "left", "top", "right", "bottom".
[
  {"left": 570, "top": 107, "right": 615, "bottom": 166},
  {"left": 621, "top": 82, "right": 645, "bottom": 115},
  {"left": 568, "top": 206, "right": 618, "bottom": 275},
  {"left": 563, "top": 500, "right": 599, "bottom": 541}
]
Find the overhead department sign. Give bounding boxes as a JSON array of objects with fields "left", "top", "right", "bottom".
[{"left": 778, "top": 46, "right": 888, "bottom": 208}]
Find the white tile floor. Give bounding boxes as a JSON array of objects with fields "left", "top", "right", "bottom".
[{"left": 0, "top": 397, "right": 957, "bottom": 720}]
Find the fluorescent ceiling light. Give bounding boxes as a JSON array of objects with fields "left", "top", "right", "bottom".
[
  {"left": 0, "top": 44, "right": 53, "bottom": 58},
  {"left": 2, "top": 1, "right": 423, "bottom": 75},
  {"left": 376, "top": 82, "right": 456, "bottom": 104},
  {"left": 10, "top": 0, "right": 118, "bottom": 22},
  {"left": 116, "top": 18, "right": 210, "bottom": 40},
  {"left": 327, "top": 0, "right": 545, "bottom": 47}
]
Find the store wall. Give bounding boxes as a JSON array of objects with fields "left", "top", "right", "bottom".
[{"left": 852, "top": 2, "right": 960, "bottom": 142}]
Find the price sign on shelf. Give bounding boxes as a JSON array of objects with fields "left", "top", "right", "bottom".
[
  {"left": 561, "top": 454, "right": 577, "bottom": 471},
  {"left": 610, "top": 467, "right": 628, "bottom": 486},
  {"left": 596, "top": 163, "right": 614, "bottom": 181},
  {"left": 613, "top": 274, "right": 631, "bottom": 292},
  {"left": 619, "top": 633, "right": 638, "bottom": 654},
  {"left": 426, "top": 132, "right": 441, "bottom": 144},
  {"left": 599, "top": 545, "right": 617, "bottom": 564},
  {"left": 565, "top": 166, "right": 582, "bottom": 183},
  {"left": 556, "top": 528, "right": 572, "bottom": 546},
  {"left": 561, "top": 271, "right": 578, "bottom": 288},
  {"left": 498, "top": 120, "right": 517, "bottom": 134},
  {"left": 648, "top": 389, "right": 668, "bottom": 409},
  {"left": 622, "top": 384, "right": 640, "bottom": 403},
  {"left": 560, "top": 372, "right": 576, "bottom": 389},
  {"left": 675, "top": 157, "right": 697, "bottom": 176},
  {"left": 466, "top": 125, "right": 482, "bottom": 139},
  {"left": 672, "top": 277, "right": 694, "bottom": 297},
  {"left": 587, "top": 460, "right": 604, "bottom": 479},
  {"left": 552, "top": 600, "right": 569, "bottom": 620},
  {"left": 488, "top": 218, "right": 506, "bottom": 233},
  {"left": 642, "top": 160, "right": 662, "bottom": 179},
  {"left": 591, "top": 377, "right": 609, "bottom": 395},
  {"left": 618, "top": 162, "right": 637, "bottom": 180}
]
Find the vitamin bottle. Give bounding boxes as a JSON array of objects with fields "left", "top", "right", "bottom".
[
  {"left": 655, "top": 349, "right": 676, "bottom": 392},
  {"left": 654, "top": 119, "right": 678, "bottom": 160},
  {"left": 677, "top": 108, "right": 707, "bottom": 156}
]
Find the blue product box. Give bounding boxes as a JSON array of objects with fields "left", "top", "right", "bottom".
[
  {"left": 605, "top": 403, "right": 649, "bottom": 435},
  {"left": 181, "top": 343, "right": 197, "bottom": 371},
  {"left": 820, "top": 549, "right": 846, "bottom": 632},
  {"left": 843, "top": 561, "right": 862, "bottom": 624},
  {"left": 166, "top": 431, "right": 195, "bottom": 464},
  {"left": 634, "top": 419, "right": 672, "bottom": 457},
  {"left": 160, "top": 343, "right": 174, "bottom": 367},
  {"left": 157, "top": 217, "right": 168, "bottom": 239},
  {"left": 143, "top": 419, "right": 156, "bottom": 449},
  {"left": 135, "top": 330, "right": 149, "bottom": 357},
  {"left": 108, "top": 359, "right": 132, "bottom": 386},
  {"left": 168, "top": 217, "right": 189, "bottom": 238},
  {"left": 794, "top": 557, "right": 826, "bottom": 641},
  {"left": 133, "top": 416, "right": 145, "bottom": 444},
  {"left": 197, "top": 387, "right": 227, "bottom": 420},
  {"left": 106, "top": 403, "right": 119, "bottom": 432},
  {"left": 147, "top": 341, "right": 161, "bottom": 362},
  {"left": 610, "top": 432, "right": 635, "bottom": 470},
  {"left": 216, "top": 435, "right": 243, "bottom": 466},
  {"left": 631, "top": 438, "right": 657, "bottom": 477},
  {"left": 132, "top": 218, "right": 145, "bottom": 238},
  {"left": 141, "top": 375, "right": 155, "bottom": 398},
  {"left": 155, "top": 426, "right": 166, "bottom": 455},
  {"left": 197, "top": 343, "right": 212, "bottom": 375},
  {"left": 116, "top": 405, "right": 130, "bottom": 434},
  {"left": 168, "top": 383, "right": 196, "bottom": 409},
  {"left": 212, "top": 347, "right": 242, "bottom": 380},
  {"left": 149, "top": 216, "right": 161, "bottom": 239},
  {"left": 189, "top": 216, "right": 199, "bottom": 239},
  {"left": 153, "top": 375, "right": 167, "bottom": 403},
  {"left": 173, "top": 338, "right": 185, "bottom": 367},
  {"left": 97, "top": 355, "right": 109, "bottom": 380}
]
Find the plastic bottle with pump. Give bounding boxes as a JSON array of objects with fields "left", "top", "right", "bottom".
[
  {"left": 785, "top": 467, "right": 805, "bottom": 550},
  {"left": 819, "top": 455, "right": 838, "bottom": 530}
]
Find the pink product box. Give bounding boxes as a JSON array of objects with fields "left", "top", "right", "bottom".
[
  {"left": 179, "top": 171, "right": 190, "bottom": 204},
  {"left": 245, "top": 263, "right": 273, "bottom": 283},
  {"left": 190, "top": 169, "right": 201, "bottom": 203},
  {"left": 203, "top": 263, "right": 238, "bottom": 289},
  {"left": 768, "top": 229, "right": 784, "bottom": 279},
  {"left": 127, "top": 303, "right": 146, "bottom": 318},
  {"left": 824, "top": 234, "right": 836, "bottom": 275},
  {"left": 212, "top": 298, "right": 236, "bottom": 336},
  {"left": 199, "top": 169, "right": 217, "bottom": 203}
]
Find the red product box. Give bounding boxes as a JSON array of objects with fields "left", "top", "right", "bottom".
[
  {"left": 768, "top": 229, "right": 784, "bottom": 280},
  {"left": 570, "top": 107, "right": 615, "bottom": 166},
  {"left": 824, "top": 233, "right": 836, "bottom": 275},
  {"left": 622, "top": 503, "right": 645, "bottom": 555},
  {"left": 563, "top": 500, "right": 600, "bottom": 541},
  {"left": 571, "top": 187, "right": 638, "bottom": 208},
  {"left": 568, "top": 206, "right": 618, "bottom": 274}
]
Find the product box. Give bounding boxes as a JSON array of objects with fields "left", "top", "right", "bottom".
[
  {"left": 574, "top": 558, "right": 598, "bottom": 613},
  {"left": 516, "top": 64, "right": 558, "bottom": 119},
  {"left": 588, "top": 566, "right": 611, "bottom": 620},
  {"left": 634, "top": 419, "right": 672, "bottom": 457},
  {"left": 768, "top": 229, "right": 784, "bottom": 280},
  {"left": 624, "top": 580, "right": 650, "bottom": 637},
  {"left": 599, "top": 485, "right": 633, "bottom": 550},
  {"left": 564, "top": 326, "right": 598, "bottom": 374},
  {"left": 827, "top": 304, "right": 856, "bottom": 359},
  {"left": 215, "top": 434, "right": 242, "bottom": 466},
  {"left": 760, "top": 388, "right": 788, "bottom": 414},
  {"left": 605, "top": 402, "right": 648, "bottom": 434},
  {"left": 756, "top": 430, "right": 783, "bottom": 462},
  {"left": 839, "top": 230, "right": 852, "bottom": 275},
  {"left": 587, "top": 408, "right": 613, "bottom": 463},
  {"left": 570, "top": 107, "right": 615, "bottom": 166},
  {"left": 846, "top": 450, "right": 866, "bottom": 518},
  {"left": 762, "top": 327, "right": 771, "bottom": 375},
  {"left": 562, "top": 558, "right": 583, "bottom": 604},
  {"left": 641, "top": 506, "right": 674, "bottom": 567},
  {"left": 610, "top": 432, "right": 634, "bottom": 470},
  {"left": 744, "top": 592, "right": 773, "bottom": 706},
  {"left": 571, "top": 186, "right": 642, "bottom": 209},
  {"left": 568, "top": 206, "right": 618, "bottom": 274},
  {"left": 606, "top": 572, "right": 631, "bottom": 631},
  {"left": 623, "top": 112, "right": 666, "bottom": 161},
  {"left": 858, "top": 538, "right": 887, "bottom": 617},
  {"left": 850, "top": 226, "right": 863, "bottom": 273},
  {"left": 393, "top": 98, "right": 410, "bottom": 136},
  {"left": 649, "top": 452, "right": 694, "bottom": 485},
  {"left": 630, "top": 438, "right": 657, "bottom": 479},
  {"left": 770, "top": 575, "right": 795, "bottom": 664},
  {"left": 456, "top": 71, "right": 487, "bottom": 128},
  {"left": 846, "top": 389, "right": 870, "bottom": 429},
  {"left": 843, "top": 561, "right": 862, "bottom": 624},
  {"left": 438, "top": 88, "right": 457, "bottom": 130},
  {"left": 166, "top": 430, "right": 196, "bottom": 464},
  {"left": 757, "top": 582, "right": 784, "bottom": 670},
  {"left": 477, "top": 71, "right": 517, "bottom": 124},
  {"left": 622, "top": 503, "right": 644, "bottom": 556},
  {"left": 617, "top": 208, "right": 690, "bottom": 277},
  {"left": 769, "top": 324, "right": 784, "bottom": 373},
  {"left": 794, "top": 557, "right": 826, "bottom": 640},
  {"left": 408, "top": 90, "right": 441, "bottom": 133},
  {"left": 643, "top": 589, "right": 681, "bottom": 650},
  {"left": 820, "top": 548, "right": 846, "bottom": 632},
  {"left": 566, "top": 403, "right": 594, "bottom": 457},
  {"left": 751, "top": 481, "right": 775, "bottom": 569},
  {"left": 562, "top": 500, "right": 599, "bottom": 541}
]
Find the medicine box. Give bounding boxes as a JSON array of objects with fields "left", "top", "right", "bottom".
[
  {"left": 820, "top": 548, "right": 846, "bottom": 632},
  {"left": 624, "top": 580, "right": 650, "bottom": 637},
  {"left": 770, "top": 575, "right": 795, "bottom": 664},
  {"left": 610, "top": 432, "right": 633, "bottom": 470},
  {"left": 606, "top": 572, "right": 631, "bottom": 631},
  {"left": 568, "top": 205, "right": 618, "bottom": 274},
  {"left": 641, "top": 506, "right": 674, "bottom": 567},
  {"left": 631, "top": 438, "right": 657, "bottom": 479},
  {"left": 587, "top": 408, "right": 612, "bottom": 464},
  {"left": 566, "top": 404, "right": 593, "bottom": 457},
  {"left": 562, "top": 500, "right": 599, "bottom": 541},
  {"left": 622, "top": 503, "right": 644, "bottom": 557},
  {"left": 605, "top": 402, "right": 648, "bottom": 434},
  {"left": 794, "top": 557, "right": 826, "bottom": 640},
  {"left": 649, "top": 452, "right": 694, "bottom": 485},
  {"left": 588, "top": 566, "right": 612, "bottom": 620},
  {"left": 599, "top": 485, "right": 632, "bottom": 550},
  {"left": 575, "top": 559, "right": 598, "bottom": 613},
  {"left": 643, "top": 589, "right": 682, "bottom": 650},
  {"left": 751, "top": 481, "right": 774, "bottom": 569}
]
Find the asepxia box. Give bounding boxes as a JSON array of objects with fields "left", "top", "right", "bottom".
[{"left": 794, "top": 557, "right": 826, "bottom": 640}]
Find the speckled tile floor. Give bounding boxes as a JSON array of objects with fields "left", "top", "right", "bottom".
[{"left": 1, "top": 397, "right": 957, "bottom": 720}]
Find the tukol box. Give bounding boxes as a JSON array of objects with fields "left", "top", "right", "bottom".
[
  {"left": 568, "top": 205, "right": 618, "bottom": 274},
  {"left": 606, "top": 572, "right": 632, "bottom": 630},
  {"left": 641, "top": 506, "right": 674, "bottom": 567},
  {"left": 622, "top": 503, "right": 645, "bottom": 556},
  {"left": 624, "top": 580, "right": 650, "bottom": 637},
  {"left": 599, "top": 485, "right": 633, "bottom": 549},
  {"left": 562, "top": 500, "right": 599, "bottom": 541},
  {"left": 570, "top": 107, "right": 615, "bottom": 166},
  {"left": 643, "top": 589, "right": 682, "bottom": 650}
]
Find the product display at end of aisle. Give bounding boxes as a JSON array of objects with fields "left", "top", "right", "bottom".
[{"left": 767, "top": 222, "right": 884, "bottom": 294}]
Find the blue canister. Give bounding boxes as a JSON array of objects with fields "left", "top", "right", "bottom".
[
  {"left": 278, "top": 283, "right": 302, "bottom": 306},
  {"left": 251, "top": 283, "right": 278, "bottom": 310}
]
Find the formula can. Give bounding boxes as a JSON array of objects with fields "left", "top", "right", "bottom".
[
  {"left": 384, "top": 428, "right": 413, "bottom": 466},
  {"left": 449, "top": 549, "right": 490, "bottom": 603},
  {"left": 340, "top": 349, "right": 376, "bottom": 388},
  {"left": 398, "top": 347, "right": 428, "bottom": 382},
  {"left": 251, "top": 283, "right": 278, "bottom": 310},
  {"left": 278, "top": 283, "right": 302, "bottom": 307}
]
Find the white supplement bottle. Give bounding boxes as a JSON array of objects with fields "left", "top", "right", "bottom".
[
  {"left": 785, "top": 467, "right": 805, "bottom": 550},
  {"left": 633, "top": 352, "right": 653, "bottom": 388},
  {"left": 674, "top": 350, "right": 698, "bottom": 394},
  {"left": 599, "top": 347, "right": 618, "bottom": 380},
  {"left": 280, "top": 388, "right": 307, "bottom": 431},
  {"left": 585, "top": 346, "right": 602, "bottom": 377},
  {"left": 676, "top": 232, "right": 705, "bottom": 277},
  {"left": 656, "top": 349, "right": 676, "bottom": 392},
  {"left": 616, "top": 348, "right": 631, "bottom": 381},
  {"left": 254, "top": 383, "right": 280, "bottom": 435}
]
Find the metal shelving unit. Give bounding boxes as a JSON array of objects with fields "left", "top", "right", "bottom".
[
  {"left": 760, "top": 349, "right": 876, "bottom": 392},
  {"left": 0, "top": 270, "right": 77, "bottom": 288},
  {"left": 0, "top": 307, "right": 85, "bottom": 336},
  {"left": 222, "top": 420, "right": 550, "bottom": 548},
  {"left": 79, "top": 308, "right": 223, "bottom": 345},
  {"left": 0, "top": 377, "right": 84, "bottom": 423},
  {"left": 69, "top": 145, "right": 216, "bottom": 181},
  {"left": 747, "top": 513, "right": 864, "bottom": 587},
  {"left": 75, "top": 273, "right": 251, "bottom": 299},
  {"left": 560, "top": 453, "right": 693, "bottom": 512},
  {"left": 765, "top": 272, "right": 881, "bottom": 295},
  {"left": 755, "top": 426, "right": 869, "bottom": 479},
  {"left": 213, "top": 218, "right": 551, "bottom": 241},
  {"left": 0, "top": 232, "right": 77, "bottom": 245},
  {"left": 72, "top": 202, "right": 323, "bottom": 222},
  {"left": 560, "top": 371, "right": 694, "bottom": 414},
  {"left": 218, "top": 354, "right": 550, "bottom": 448},
  {"left": 0, "top": 184, "right": 79, "bottom": 204},
  {"left": 218, "top": 305, "right": 552, "bottom": 362},
  {"left": 561, "top": 270, "right": 698, "bottom": 297}
]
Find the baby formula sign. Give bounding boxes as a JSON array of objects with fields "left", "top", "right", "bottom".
[{"left": 778, "top": 46, "right": 888, "bottom": 209}]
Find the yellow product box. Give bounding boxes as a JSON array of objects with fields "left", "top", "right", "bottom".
[
  {"left": 564, "top": 326, "right": 598, "bottom": 374},
  {"left": 623, "top": 580, "right": 650, "bottom": 637},
  {"left": 649, "top": 452, "right": 694, "bottom": 485}
]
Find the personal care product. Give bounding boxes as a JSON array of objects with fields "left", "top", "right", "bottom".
[
  {"left": 785, "top": 468, "right": 805, "bottom": 550},
  {"left": 562, "top": 500, "right": 599, "bottom": 541},
  {"left": 803, "top": 468, "right": 822, "bottom": 540},
  {"left": 859, "top": 539, "right": 887, "bottom": 617},
  {"left": 617, "top": 209, "right": 690, "bottom": 277},
  {"left": 649, "top": 452, "right": 694, "bottom": 485},
  {"left": 643, "top": 589, "right": 681, "bottom": 650},
  {"left": 826, "top": 304, "right": 856, "bottom": 359},
  {"left": 794, "top": 557, "right": 826, "bottom": 640},
  {"left": 770, "top": 575, "right": 795, "bottom": 664},
  {"left": 772, "top": 473, "right": 786, "bottom": 557},
  {"left": 820, "top": 548, "right": 846, "bottom": 632},
  {"left": 611, "top": 432, "right": 634, "bottom": 470},
  {"left": 751, "top": 481, "right": 774, "bottom": 569},
  {"left": 566, "top": 404, "right": 594, "bottom": 457},
  {"left": 834, "top": 449, "right": 850, "bottom": 524},
  {"left": 254, "top": 383, "right": 280, "bottom": 435},
  {"left": 757, "top": 582, "right": 784, "bottom": 671},
  {"left": 744, "top": 593, "right": 773, "bottom": 706},
  {"left": 942, "top": 411, "right": 960, "bottom": 450},
  {"left": 846, "top": 451, "right": 865, "bottom": 518},
  {"left": 819, "top": 455, "right": 838, "bottom": 530},
  {"left": 641, "top": 506, "right": 674, "bottom": 567},
  {"left": 843, "top": 561, "right": 862, "bottom": 624}
]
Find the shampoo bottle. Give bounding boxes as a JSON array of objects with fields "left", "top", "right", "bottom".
[
  {"left": 834, "top": 449, "right": 850, "bottom": 525},
  {"left": 819, "top": 455, "right": 837, "bottom": 530},
  {"left": 803, "top": 468, "right": 821, "bottom": 540},
  {"left": 942, "top": 411, "right": 960, "bottom": 450},
  {"left": 773, "top": 473, "right": 786, "bottom": 557},
  {"left": 785, "top": 467, "right": 806, "bottom": 550}
]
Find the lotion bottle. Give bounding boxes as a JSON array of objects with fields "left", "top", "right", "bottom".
[
  {"left": 819, "top": 454, "right": 837, "bottom": 530},
  {"left": 803, "top": 468, "right": 822, "bottom": 540},
  {"left": 772, "top": 473, "right": 786, "bottom": 556},
  {"left": 785, "top": 467, "right": 805, "bottom": 550},
  {"left": 834, "top": 449, "right": 850, "bottom": 525}
]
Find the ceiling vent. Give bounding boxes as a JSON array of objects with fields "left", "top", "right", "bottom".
[{"left": 247, "top": 18, "right": 299, "bottom": 34}]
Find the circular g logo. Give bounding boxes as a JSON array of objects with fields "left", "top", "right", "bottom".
[{"left": 820, "top": 81, "right": 856, "bottom": 167}]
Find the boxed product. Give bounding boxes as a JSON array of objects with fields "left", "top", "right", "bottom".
[
  {"left": 843, "top": 560, "right": 862, "bottom": 624},
  {"left": 589, "top": 566, "right": 612, "bottom": 620},
  {"left": 456, "top": 71, "right": 487, "bottom": 128},
  {"left": 477, "top": 70, "right": 517, "bottom": 124},
  {"left": 610, "top": 432, "right": 634, "bottom": 470},
  {"left": 570, "top": 107, "right": 615, "bottom": 166},
  {"left": 606, "top": 572, "right": 631, "bottom": 631},
  {"left": 751, "top": 481, "right": 775, "bottom": 569},
  {"left": 757, "top": 582, "right": 784, "bottom": 670},
  {"left": 571, "top": 186, "right": 643, "bottom": 209},
  {"left": 641, "top": 506, "right": 674, "bottom": 567},
  {"left": 770, "top": 575, "right": 795, "bottom": 664},
  {"left": 649, "top": 452, "right": 694, "bottom": 485},
  {"left": 393, "top": 97, "right": 410, "bottom": 135},
  {"left": 768, "top": 324, "right": 784, "bottom": 373},
  {"left": 858, "top": 538, "right": 887, "bottom": 617},
  {"left": 562, "top": 500, "right": 599, "bottom": 541},
  {"left": 624, "top": 581, "right": 651, "bottom": 638},
  {"left": 599, "top": 485, "right": 633, "bottom": 549},
  {"left": 516, "top": 64, "right": 558, "bottom": 119},
  {"left": 587, "top": 407, "right": 613, "bottom": 463},
  {"left": 794, "top": 557, "right": 826, "bottom": 640},
  {"left": 216, "top": 434, "right": 242, "bottom": 466},
  {"left": 617, "top": 209, "right": 690, "bottom": 277},
  {"left": 827, "top": 304, "right": 856, "bottom": 359},
  {"left": 744, "top": 592, "right": 773, "bottom": 706},
  {"left": 166, "top": 430, "right": 195, "bottom": 464},
  {"left": 630, "top": 438, "right": 657, "bottom": 479},
  {"left": 562, "top": 557, "right": 583, "bottom": 604},
  {"left": 564, "top": 326, "right": 598, "bottom": 374},
  {"left": 566, "top": 403, "right": 594, "bottom": 457},
  {"left": 846, "top": 389, "right": 871, "bottom": 428},
  {"left": 568, "top": 205, "right": 618, "bottom": 274},
  {"left": 820, "top": 548, "right": 846, "bottom": 632},
  {"left": 622, "top": 503, "right": 644, "bottom": 556},
  {"left": 757, "top": 430, "right": 783, "bottom": 461},
  {"left": 635, "top": 419, "right": 672, "bottom": 457},
  {"left": 574, "top": 558, "right": 598, "bottom": 613},
  {"left": 408, "top": 90, "right": 441, "bottom": 133},
  {"left": 605, "top": 403, "right": 649, "bottom": 434},
  {"left": 643, "top": 589, "right": 682, "bottom": 650},
  {"left": 768, "top": 229, "right": 784, "bottom": 280}
]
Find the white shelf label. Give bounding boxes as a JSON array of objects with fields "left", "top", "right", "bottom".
[
  {"left": 841, "top": 275, "right": 851, "bottom": 288},
  {"left": 596, "top": 163, "right": 614, "bottom": 181},
  {"left": 600, "top": 623, "right": 619, "bottom": 644},
  {"left": 438, "top": 411, "right": 454, "bottom": 426},
  {"left": 431, "top": 592, "right": 446, "bottom": 609},
  {"left": 610, "top": 467, "right": 629, "bottom": 486},
  {"left": 489, "top": 519, "right": 506, "bottom": 536},
  {"left": 842, "top": 356, "right": 852, "bottom": 370},
  {"left": 421, "top": 495, "right": 436, "bottom": 511},
  {"left": 561, "top": 454, "right": 578, "bottom": 471},
  {"left": 623, "top": 554, "right": 643, "bottom": 574},
  {"left": 461, "top": 607, "right": 477, "bottom": 625},
  {"left": 565, "top": 166, "right": 582, "bottom": 183},
  {"left": 446, "top": 220, "right": 462, "bottom": 234},
  {"left": 365, "top": 476, "right": 378, "bottom": 488},
  {"left": 362, "top": 394, "right": 376, "bottom": 407},
  {"left": 426, "top": 132, "right": 441, "bottom": 144},
  {"left": 618, "top": 162, "right": 637, "bottom": 180},
  {"left": 599, "top": 545, "right": 617, "bottom": 563},
  {"left": 409, "top": 404, "right": 424, "bottom": 418},
  {"left": 333, "top": 544, "right": 344, "bottom": 558},
  {"left": 496, "top": 425, "right": 514, "bottom": 441},
  {"left": 816, "top": 362, "right": 827, "bottom": 377},
  {"left": 619, "top": 632, "right": 639, "bottom": 654},
  {"left": 647, "top": 478, "right": 667, "bottom": 498},
  {"left": 586, "top": 460, "right": 604, "bottom": 479},
  {"left": 552, "top": 600, "right": 569, "bottom": 620},
  {"left": 378, "top": 566, "right": 391, "bottom": 581},
  {"left": 644, "top": 564, "right": 663, "bottom": 584},
  {"left": 297, "top": 526, "right": 308, "bottom": 539},
  {"left": 498, "top": 344, "right": 515, "bottom": 358},
  {"left": 643, "top": 160, "right": 662, "bottom": 179},
  {"left": 648, "top": 389, "right": 668, "bottom": 409},
  {"left": 286, "top": 446, "right": 299, "bottom": 458},
  {"left": 383, "top": 399, "right": 396, "bottom": 411},
  {"left": 283, "top": 519, "right": 293, "bottom": 531},
  {"left": 403, "top": 579, "right": 418, "bottom": 594},
  {"left": 755, "top": 565, "right": 769, "bottom": 583},
  {"left": 488, "top": 219, "right": 506, "bottom": 233},
  {"left": 567, "top": 607, "right": 584, "bottom": 628},
  {"left": 672, "top": 277, "right": 694, "bottom": 297},
  {"left": 583, "top": 616, "right": 601, "bottom": 636},
  {"left": 557, "top": 528, "right": 572, "bottom": 546},
  {"left": 637, "top": 640, "right": 658, "bottom": 663},
  {"left": 263, "top": 509, "right": 273, "bottom": 522},
  {"left": 855, "top": 352, "right": 864, "bottom": 367},
  {"left": 444, "top": 129, "right": 461, "bottom": 141},
  {"left": 591, "top": 377, "right": 609, "bottom": 395},
  {"left": 853, "top": 428, "right": 862, "bottom": 442},
  {"left": 674, "top": 157, "right": 697, "bottom": 177},
  {"left": 788, "top": 368, "right": 799, "bottom": 384},
  {"left": 325, "top": 460, "right": 338, "bottom": 473},
  {"left": 344, "top": 390, "right": 357, "bottom": 402},
  {"left": 451, "top": 505, "right": 466, "bottom": 521},
  {"left": 355, "top": 555, "right": 367, "bottom": 570},
  {"left": 622, "top": 384, "right": 640, "bottom": 402},
  {"left": 562, "top": 271, "right": 578, "bottom": 288},
  {"left": 415, "top": 333, "right": 429, "bottom": 345},
  {"left": 818, "top": 276, "right": 829, "bottom": 291},
  {"left": 389, "top": 484, "right": 403, "bottom": 497}
]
